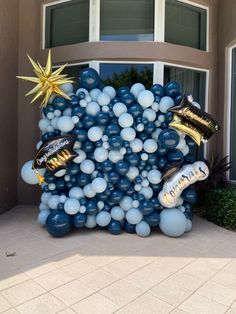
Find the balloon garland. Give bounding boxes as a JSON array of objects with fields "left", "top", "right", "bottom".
[{"left": 19, "top": 51, "right": 219, "bottom": 238}]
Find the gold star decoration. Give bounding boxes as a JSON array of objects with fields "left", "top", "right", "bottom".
[{"left": 17, "top": 50, "right": 73, "bottom": 107}]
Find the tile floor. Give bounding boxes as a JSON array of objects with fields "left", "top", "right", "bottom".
[{"left": 0, "top": 206, "right": 236, "bottom": 314}]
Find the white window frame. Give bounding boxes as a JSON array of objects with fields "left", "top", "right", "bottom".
[
  {"left": 42, "top": 0, "right": 209, "bottom": 51},
  {"left": 226, "top": 44, "right": 236, "bottom": 182}
]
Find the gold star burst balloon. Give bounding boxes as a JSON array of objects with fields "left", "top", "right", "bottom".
[{"left": 17, "top": 50, "right": 73, "bottom": 107}]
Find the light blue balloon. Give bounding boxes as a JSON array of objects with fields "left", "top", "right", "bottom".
[
  {"left": 85, "top": 215, "right": 97, "bottom": 228},
  {"left": 96, "top": 211, "right": 111, "bottom": 227},
  {"left": 185, "top": 218, "right": 192, "bottom": 232},
  {"left": 160, "top": 208, "right": 187, "bottom": 237},
  {"left": 38, "top": 209, "right": 50, "bottom": 226},
  {"left": 110, "top": 206, "right": 125, "bottom": 221},
  {"left": 135, "top": 221, "right": 151, "bottom": 237},
  {"left": 126, "top": 208, "right": 143, "bottom": 225}
]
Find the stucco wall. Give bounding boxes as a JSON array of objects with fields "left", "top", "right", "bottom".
[{"left": 0, "top": 0, "right": 19, "bottom": 212}]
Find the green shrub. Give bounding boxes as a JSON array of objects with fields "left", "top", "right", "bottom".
[{"left": 205, "top": 188, "right": 236, "bottom": 230}]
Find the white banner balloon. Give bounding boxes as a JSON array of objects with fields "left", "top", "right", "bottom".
[{"left": 158, "top": 161, "right": 209, "bottom": 208}]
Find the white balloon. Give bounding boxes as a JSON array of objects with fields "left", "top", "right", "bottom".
[
  {"left": 39, "top": 202, "right": 49, "bottom": 211},
  {"left": 158, "top": 161, "right": 209, "bottom": 208},
  {"left": 103, "top": 86, "right": 116, "bottom": 99},
  {"left": 38, "top": 119, "right": 50, "bottom": 131},
  {"left": 130, "top": 139, "right": 143, "bottom": 153},
  {"left": 46, "top": 125, "right": 54, "bottom": 132},
  {"left": 130, "top": 83, "right": 145, "bottom": 99},
  {"left": 80, "top": 159, "right": 95, "bottom": 174},
  {"left": 120, "top": 127, "right": 136, "bottom": 141},
  {"left": 63, "top": 108, "right": 72, "bottom": 116},
  {"left": 94, "top": 147, "right": 108, "bottom": 162},
  {"left": 176, "top": 197, "right": 184, "bottom": 206},
  {"left": 92, "top": 178, "right": 107, "bottom": 193},
  {"left": 69, "top": 187, "right": 84, "bottom": 199},
  {"left": 151, "top": 128, "right": 162, "bottom": 141},
  {"left": 181, "top": 145, "right": 190, "bottom": 156},
  {"left": 119, "top": 196, "right": 133, "bottom": 211},
  {"left": 76, "top": 88, "right": 89, "bottom": 96},
  {"left": 143, "top": 139, "right": 158, "bottom": 153},
  {"left": 126, "top": 166, "right": 139, "bottom": 181},
  {"left": 126, "top": 208, "right": 143, "bottom": 225},
  {"left": 109, "top": 150, "right": 123, "bottom": 163},
  {"left": 140, "top": 187, "right": 153, "bottom": 199},
  {"left": 96, "top": 211, "right": 111, "bottom": 227},
  {"left": 85, "top": 95, "right": 92, "bottom": 103},
  {"left": 60, "top": 83, "right": 73, "bottom": 94},
  {"left": 87, "top": 126, "right": 103, "bottom": 142},
  {"left": 57, "top": 116, "right": 75, "bottom": 132},
  {"left": 73, "top": 149, "right": 86, "bottom": 164},
  {"left": 176, "top": 138, "right": 186, "bottom": 150},
  {"left": 152, "top": 102, "right": 159, "bottom": 112},
  {"left": 118, "top": 113, "right": 134, "bottom": 128},
  {"left": 48, "top": 195, "right": 60, "bottom": 210},
  {"left": 83, "top": 184, "right": 96, "bottom": 198},
  {"left": 51, "top": 117, "right": 59, "bottom": 129},
  {"left": 86, "top": 101, "right": 100, "bottom": 116},
  {"left": 59, "top": 195, "right": 67, "bottom": 203},
  {"left": 64, "top": 198, "right": 80, "bottom": 215},
  {"left": 54, "top": 109, "right": 61, "bottom": 117},
  {"left": 85, "top": 215, "right": 97, "bottom": 228},
  {"left": 41, "top": 192, "right": 52, "bottom": 205},
  {"left": 111, "top": 206, "right": 125, "bottom": 221},
  {"left": 90, "top": 88, "right": 101, "bottom": 101},
  {"left": 138, "top": 90, "right": 154, "bottom": 108},
  {"left": 97, "top": 92, "right": 111, "bottom": 106},
  {"left": 36, "top": 141, "right": 43, "bottom": 150},
  {"left": 54, "top": 169, "right": 66, "bottom": 177},
  {"left": 147, "top": 169, "right": 162, "bottom": 184},
  {"left": 79, "top": 99, "right": 87, "bottom": 108},
  {"left": 143, "top": 109, "right": 156, "bottom": 122},
  {"left": 158, "top": 114, "right": 165, "bottom": 122},
  {"left": 49, "top": 183, "right": 56, "bottom": 191},
  {"left": 21, "top": 160, "right": 45, "bottom": 185},
  {"left": 113, "top": 102, "right": 127, "bottom": 117},
  {"left": 159, "top": 96, "right": 175, "bottom": 113},
  {"left": 47, "top": 112, "right": 54, "bottom": 120},
  {"left": 136, "top": 123, "right": 144, "bottom": 132},
  {"left": 71, "top": 116, "right": 79, "bottom": 124}
]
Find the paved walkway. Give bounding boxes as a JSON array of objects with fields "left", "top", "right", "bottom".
[{"left": 0, "top": 206, "right": 236, "bottom": 314}]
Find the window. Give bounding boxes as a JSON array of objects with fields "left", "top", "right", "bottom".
[
  {"left": 45, "top": 0, "right": 89, "bottom": 48},
  {"left": 100, "top": 0, "right": 154, "bottom": 41},
  {"left": 165, "top": 0, "right": 207, "bottom": 50},
  {"left": 230, "top": 48, "right": 236, "bottom": 180},
  {"left": 99, "top": 63, "right": 154, "bottom": 88}
]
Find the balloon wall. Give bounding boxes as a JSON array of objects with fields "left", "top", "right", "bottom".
[{"left": 20, "top": 57, "right": 213, "bottom": 238}]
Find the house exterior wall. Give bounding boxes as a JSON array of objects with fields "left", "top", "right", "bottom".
[{"left": 0, "top": 0, "right": 19, "bottom": 212}]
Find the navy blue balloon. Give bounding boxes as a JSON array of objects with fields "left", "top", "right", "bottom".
[
  {"left": 144, "top": 122, "right": 156, "bottom": 134},
  {"left": 53, "top": 97, "right": 68, "bottom": 111},
  {"left": 73, "top": 128, "right": 87, "bottom": 142},
  {"left": 44, "top": 172, "right": 56, "bottom": 183},
  {"left": 182, "top": 188, "right": 198, "bottom": 204},
  {"left": 66, "top": 181, "right": 74, "bottom": 189},
  {"left": 55, "top": 179, "right": 66, "bottom": 191},
  {"left": 73, "top": 213, "right": 86, "bottom": 228},
  {"left": 83, "top": 115, "right": 96, "bottom": 129},
  {"left": 174, "top": 94, "right": 183, "bottom": 105},
  {"left": 68, "top": 95, "right": 79, "bottom": 107},
  {"left": 96, "top": 112, "right": 110, "bottom": 125},
  {"left": 151, "top": 198, "right": 163, "bottom": 210},
  {"left": 158, "top": 129, "right": 180, "bottom": 150},
  {"left": 105, "top": 124, "right": 120, "bottom": 137},
  {"left": 42, "top": 132, "right": 55, "bottom": 142},
  {"left": 116, "top": 177, "right": 131, "bottom": 191},
  {"left": 151, "top": 84, "right": 164, "bottom": 97},
  {"left": 115, "top": 161, "right": 129, "bottom": 175},
  {"left": 167, "top": 149, "right": 184, "bottom": 162},
  {"left": 144, "top": 211, "right": 160, "bottom": 227},
  {"left": 139, "top": 200, "right": 154, "bottom": 216},
  {"left": 117, "top": 86, "right": 129, "bottom": 97},
  {"left": 183, "top": 202, "right": 193, "bottom": 220},
  {"left": 121, "top": 92, "right": 135, "bottom": 106},
  {"left": 78, "top": 68, "right": 100, "bottom": 90},
  {"left": 164, "top": 81, "right": 180, "bottom": 98},
  {"left": 108, "top": 220, "right": 122, "bottom": 235},
  {"left": 110, "top": 190, "right": 124, "bottom": 203},
  {"left": 82, "top": 140, "right": 95, "bottom": 153},
  {"left": 77, "top": 173, "right": 90, "bottom": 186},
  {"left": 111, "top": 97, "right": 119, "bottom": 104},
  {"left": 128, "top": 103, "right": 143, "bottom": 118},
  {"left": 46, "top": 211, "right": 72, "bottom": 237},
  {"left": 157, "top": 157, "right": 168, "bottom": 170},
  {"left": 135, "top": 175, "right": 142, "bottom": 184},
  {"left": 71, "top": 106, "right": 85, "bottom": 118},
  {"left": 185, "top": 154, "right": 196, "bottom": 164},
  {"left": 77, "top": 91, "right": 86, "bottom": 99},
  {"left": 147, "top": 153, "right": 158, "bottom": 165},
  {"left": 68, "top": 163, "right": 80, "bottom": 175},
  {"left": 165, "top": 111, "right": 174, "bottom": 123},
  {"left": 57, "top": 203, "right": 64, "bottom": 210},
  {"left": 107, "top": 171, "right": 120, "bottom": 184},
  {"left": 86, "top": 200, "right": 98, "bottom": 215},
  {"left": 101, "top": 160, "right": 113, "bottom": 172},
  {"left": 109, "top": 135, "right": 123, "bottom": 150},
  {"left": 185, "top": 136, "right": 197, "bottom": 148},
  {"left": 125, "top": 153, "right": 140, "bottom": 166},
  {"left": 124, "top": 221, "right": 136, "bottom": 233}
]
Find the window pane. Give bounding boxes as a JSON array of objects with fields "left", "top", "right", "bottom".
[
  {"left": 61, "top": 64, "right": 89, "bottom": 90},
  {"left": 165, "top": 0, "right": 207, "bottom": 50},
  {"left": 230, "top": 48, "right": 236, "bottom": 180},
  {"left": 100, "top": 63, "right": 153, "bottom": 88},
  {"left": 164, "top": 65, "right": 206, "bottom": 158},
  {"left": 45, "top": 0, "right": 89, "bottom": 48},
  {"left": 100, "top": 0, "right": 154, "bottom": 41}
]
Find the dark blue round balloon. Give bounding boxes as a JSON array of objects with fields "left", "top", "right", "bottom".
[
  {"left": 147, "top": 153, "right": 158, "bottom": 165},
  {"left": 158, "top": 129, "right": 180, "bottom": 150},
  {"left": 82, "top": 140, "right": 95, "bottom": 153},
  {"left": 115, "top": 161, "right": 129, "bottom": 176},
  {"left": 44, "top": 172, "right": 56, "bottom": 183},
  {"left": 46, "top": 211, "right": 72, "bottom": 237},
  {"left": 124, "top": 221, "right": 136, "bottom": 233},
  {"left": 174, "top": 94, "right": 183, "bottom": 105},
  {"left": 110, "top": 190, "right": 124, "bottom": 203},
  {"left": 121, "top": 92, "right": 135, "bottom": 106},
  {"left": 182, "top": 188, "right": 198, "bottom": 204},
  {"left": 86, "top": 200, "right": 98, "bottom": 215},
  {"left": 167, "top": 149, "right": 184, "bottom": 162},
  {"left": 116, "top": 177, "right": 131, "bottom": 191},
  {"left": 68, "top": 163, "right": 80, "bottom": 175},
  {"left": 164, "top": 81, "right": 180, "bottom": 98},
  {"left": 96, "top": 112, "right": 110, "bottom": 125},
  {"left": 108, "top": 220, "right": 122, "bottom": 235},
  {"left": 68, "top": 95, "right": 79, "bottom": 107},
  {"left": 55, "top": 179, "right": 66, "bottom": 191},
  {"left": 157, "top": 157, "right": 168, "bottom": 170},
  {"left": 83, "top": 115, "right": 96, "bottom": 129},
  {"left": 53, "top": 97, "right": 68, "bottom": 111},
  {"left": 185, "top": 136, "right": 197, "bottom": 148},
  {"left": 42, "top": 132, "right": 55, "bottom": 142},
  {"left": 66, "top": 181, "right": 74, "bottom": 189},
  {"left": 140, "top": 200, "right": 154, "bottom": 216},
  {"left": 78, "top": 68, "right": 101, "bottom": 90},
  {"left": 73, "top": 128, "right": 88, "bottom": 142},
  {"left": 145, "top": 122, "right": 156, "bottom": 134},
  {"left": 109, "top": 135, "right": 123, "bottom": 150},
  {"left": 151, "top": 198, "right": 163, "bottom": 210},
  {"left": 105, "top": 124, "right": 120, "bottom": 136},
  {"left": 111, "top": 97, "right": 120, "bottom": 104},
  {"left": 57, "top": 202, "right": 64, "bottom": 210},
  {"left": 107, "top": 171, "right": 120, "bottom": 184},
  {"left": 77, "top": 173, "right": 90, "bottom": 186},
  {"left": 185, "top": 154, "right": 196, "bottom": 164},
  {"left": 101, "top": 160, "right": 113, "bottom": 172},
  {"left": 165, "top": 111, "right": 174, "bottom": 123},
  {"left": 125, "top": 153, "right": 140, "bottom": 166},
  {"left": 135, "top": 175, "right": 142, "bottom": 184},
  {"left": 144, "top": 211, "right": 160, "bottom": 227},
  {"left": 117, "top": 86, "right": 130, "bottom": 97},
  {"left": 73, "top": 213, "right": 86, "bottom": 228},
  {"left": 128, "top": 103, "right": 143, "bottom": 118},
  {"left": 150, "top": 84, "right": 164, "bottom": 97},
  {"left": 183, "top": 202, "right": 193, "bottom": 220},
  {"left": 77, "top": 91, "right": 86, "bottom": 99},
  {"left": 71, "top": 106, "right": 85, "bottom": 118}
]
